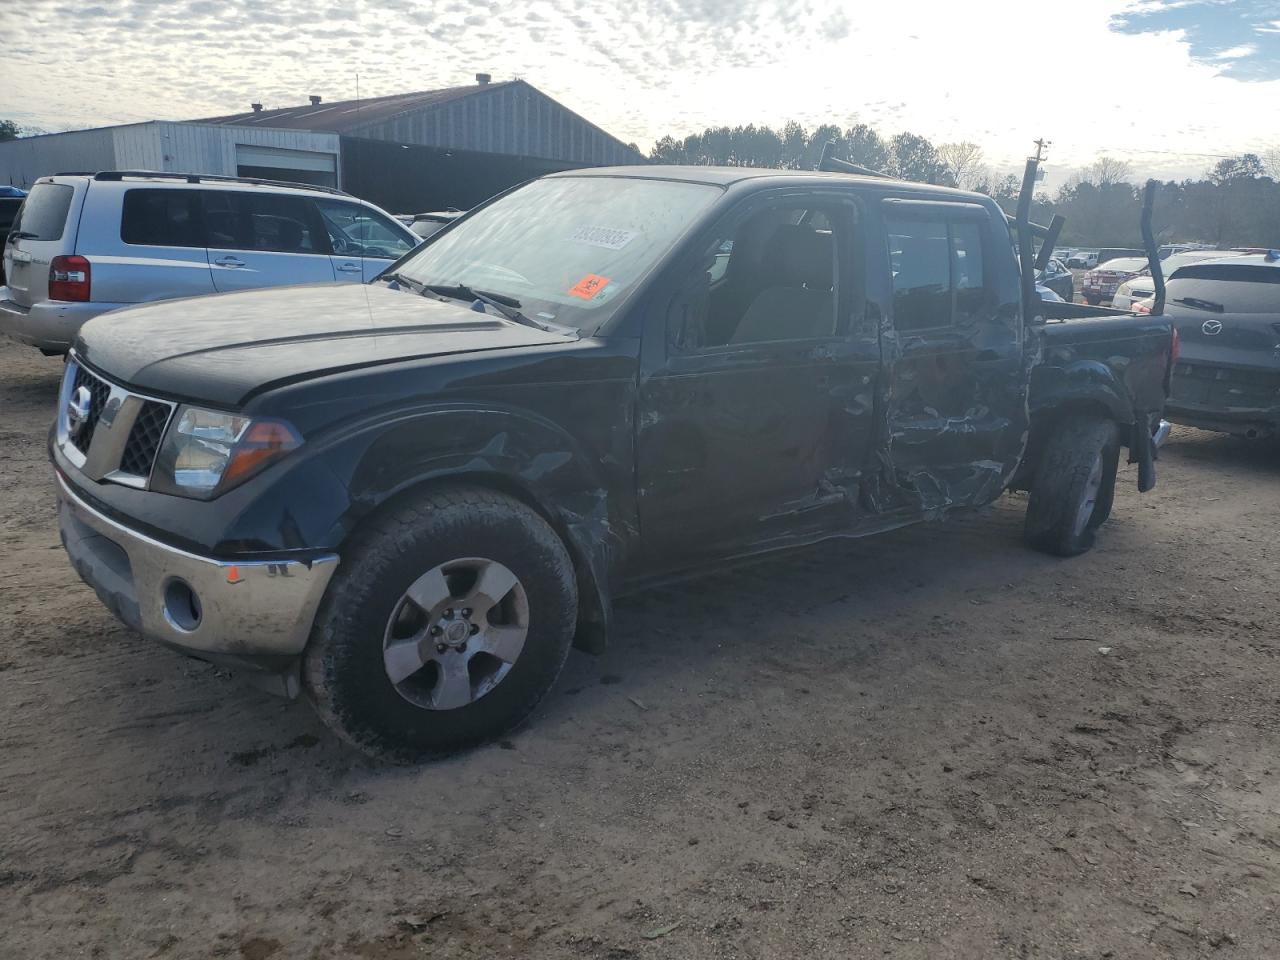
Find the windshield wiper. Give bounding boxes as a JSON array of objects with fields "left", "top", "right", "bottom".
[
  {"left": 420, "top": 283, "right": 558, "bottom": 333},
  {"left": 380, "top": 271, "right": 421, "bottom": 290},
  {"left": 1171, "top": 296, "right": 1225, "bottom": 313}
]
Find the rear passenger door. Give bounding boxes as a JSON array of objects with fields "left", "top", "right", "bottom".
[
  {"left": 204, "top": 191, "right": 336, "bottom": 292},
  {"left": 876, "top": 198, "right": 1028, "bottom": 512},
  {"left": 106, "top": 188, "right": 216, "bottom": 303}
]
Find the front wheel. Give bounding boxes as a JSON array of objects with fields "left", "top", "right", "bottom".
[
  {"left": 1024, "top": 416, "right": 1120, "bottom": 557},
  {"left": 304, "top": 486, "right": 578, "bottom": 762}
]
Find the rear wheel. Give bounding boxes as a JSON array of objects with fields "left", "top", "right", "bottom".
[
  {"left": 304, "top": 486, "right": 577, "bottom": 762},
  {"left": 1024, "top": 416, "right": 1120, "bottom": 557}
]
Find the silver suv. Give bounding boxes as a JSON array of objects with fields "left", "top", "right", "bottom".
[{"left": 1, "top": 172, "right": 419, "bottom": 353}]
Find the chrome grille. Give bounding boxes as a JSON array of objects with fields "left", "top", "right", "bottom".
[
  {"left": 57, "top": 359, "right": 176, "bottom": 487},
  {"left": 69, "top": 364, "right": 112, "bottom": 454},
  {"left": 120, "top": 401, "right": 173, "bottom": 477}
]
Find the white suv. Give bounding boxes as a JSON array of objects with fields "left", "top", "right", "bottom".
[{"left": 1, "top": 172, "right": 419, "bottom": 353}]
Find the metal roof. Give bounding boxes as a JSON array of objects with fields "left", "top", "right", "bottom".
[
  {"left": 197, "top": 83, "right": 513, "bottom": 131},
  {"left": 196, "top": 80, "right": 642, "bottom": 167}
]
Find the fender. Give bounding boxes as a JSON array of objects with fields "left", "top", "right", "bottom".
[
  {"left": 323, "top": 403, "right": 628, "bottom": 653},
  {"left": 1028, "top": 358, "right": 1134, "bottom": 426}
]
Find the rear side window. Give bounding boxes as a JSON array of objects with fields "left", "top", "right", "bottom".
[
  {"left": 201, "top": 191, "right": 324, "bottom": 254},
  {"left": 242, "top": 194, "right": 323, "bottom": 254},
  {"left": 11, "top": 183, "right": 74, "bottom": 241},
  {"left": 887, "top": 219, "right": 949, "bottom": 331},
  {"left": 120, "top": 189, "right": 204, "bottom": 247},
  {"left": 886, "top": 216, "right": 988, "bottom": 331}
]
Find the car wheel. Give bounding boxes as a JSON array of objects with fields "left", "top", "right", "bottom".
[
  {"left": 1024, "top": 416, "right": 1120, "bottom": 557},
  {"left": 304, "top": 485, "right": 578, "bottom": 762}
]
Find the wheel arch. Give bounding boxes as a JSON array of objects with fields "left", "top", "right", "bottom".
[
  {"left": 320, "top": 407, "right": 624, "bottom": 655},
  {"left": 1012, "top": 397, "right": 1130, "bottom": 492}
]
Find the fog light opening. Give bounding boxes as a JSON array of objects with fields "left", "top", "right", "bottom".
[{"left": 164, "top": 578, "right": 202, "bottom": 632}]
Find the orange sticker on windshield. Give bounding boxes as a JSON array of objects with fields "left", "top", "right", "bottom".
[{"left": 568, "top": 274, "right": 611, "bottom": 299}]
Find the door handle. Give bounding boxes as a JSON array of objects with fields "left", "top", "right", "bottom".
[
  {"left": 213, "top": 256, "right": 245, "bottom": 268},
  {"left": 336, "top": 262, "right": 363, "bottom": 273}
]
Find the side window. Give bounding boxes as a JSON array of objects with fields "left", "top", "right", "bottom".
[
  {"left": 886, "top": 215, "right": 989, "bottom": 331},
  {"left": 120, "top": 189, "right": 203, "bottom": 247},
  {"left": 202, "top": 191, "right": 242, "bottom": 248},
  {"left": 951, "top": 221, "right": 985, "bottom": 323},
  {"left": 315, "top": 199, "right": 415, "bottom": 260},
  {"left": 241, "top": 194, "right": 323, "bottom": 254},
  {"left": 668, "top": 201, "right": 843, "bottom": 351},
  {"left": 887, "top": 219, "right": 950, "bottom": 331}
]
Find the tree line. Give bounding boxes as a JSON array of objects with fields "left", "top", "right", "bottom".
[{"left": 648, "top": 122, "right": 1280, "bottom": 249}]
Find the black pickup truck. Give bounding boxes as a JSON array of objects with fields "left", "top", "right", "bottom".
[{"left": 51, "top": 164, "right": 1174, "bottom": 760}]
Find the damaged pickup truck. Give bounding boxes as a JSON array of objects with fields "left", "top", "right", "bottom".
[{"left": 52, "top": 160, "right": 1174, "bottom": 760}]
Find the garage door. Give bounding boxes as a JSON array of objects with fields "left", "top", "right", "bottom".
[{"left": 235, "top": 145, "right": 338, "bottom": 188}]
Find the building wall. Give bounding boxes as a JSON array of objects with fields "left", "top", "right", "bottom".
[
  {"left": 0, "top": 126, "right": 122, "bottom": 187},
  {"left": 348, "top": 82, "right": 639, "bottom": 167},
  {"left": 0, "top": 122, "right": 341, "bottom": 189},
  {"left": 341, "top": 137, "right": 577, "bottom": 212}
]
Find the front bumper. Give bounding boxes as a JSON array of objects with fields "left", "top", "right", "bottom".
[
  {"left": 0, "top": 292, "right": 123, "bottom": 352},
  {"left": 57, "top": 472, "right": 339, "bottom": 685}
]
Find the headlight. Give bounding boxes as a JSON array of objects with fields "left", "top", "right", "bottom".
[{"left": 151, "top": 406, "right": 302, "bottom": 499}]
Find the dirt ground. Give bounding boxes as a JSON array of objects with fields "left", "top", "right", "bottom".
[{"left": 2, "top": 336, "right": 1277, "bottom": 960}]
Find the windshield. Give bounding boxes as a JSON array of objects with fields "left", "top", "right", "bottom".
[{"left": 391, "top": 176, "right": 722, "bottom": 333}]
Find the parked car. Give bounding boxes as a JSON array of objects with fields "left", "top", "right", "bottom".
[
  {"left": 52, "top": 165, "right": 1173, "bottom": 760},
  {"left": 1144, "top": 253, "right": 1280, "bottom": 439},
  {"left": 0, "top": 196, "right": 22, "bottom": 285},
  {"left": 1036, "top": 256, "right": 1074, "bottom": 301},
  {"left": 1112, "top": 249, "right": 1242, "bottom": 309},
  {"left": 1, "top": 171, "right": 419, "bottom": 354},
  {"left": 1158, "top": 242, "right": 1212, "bottom": 260},
  {"left": 1081, "top": 256, "right": 1148, "bottom": 305},
  {"left": 1066, "top": 251, "right": 1098, "bottom": 269},
  {"left": 0, "top": 185, "right": 27, "bottom": 198},
  {"left": 399, "top": 210, "right": 464, "bottom": 241},
  {"left": 1096, "top": 247, "right": 1145, "bottom": 266}
]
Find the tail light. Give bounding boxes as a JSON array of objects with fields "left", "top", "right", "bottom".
[{"left": 49, "top": 255, "right": 91, "bottom": 302}]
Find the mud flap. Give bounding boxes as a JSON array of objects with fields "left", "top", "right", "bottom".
[{"left": 1130, "top": 418, "right": 1157, "bottom": 493}]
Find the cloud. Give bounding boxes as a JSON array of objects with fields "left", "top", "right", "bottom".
[
  {"left": 1109, "top": 0, "right": 1280, "bottom": 81},
  {"left": 0, "top": 0, "right": 1276, "bottom": 183}
]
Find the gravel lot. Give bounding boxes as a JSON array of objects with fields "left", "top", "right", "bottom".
[{"left": 2, "top": 336, "right": 1277, "bottom": 959}]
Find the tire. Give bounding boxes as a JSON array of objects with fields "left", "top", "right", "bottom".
[
  {"left": 1024, "top": 416, "right": 1120, "bottom": 557},
  {"left": 304, "top": 486, "right": 578, "bottom": 762}
]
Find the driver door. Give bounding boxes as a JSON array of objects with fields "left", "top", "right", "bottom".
[
  {"left": 635, "top": 193, "right": 880, "bottom": 570},
  {"left": 315, "top": 198, "right": 417, "bottom": 283}
]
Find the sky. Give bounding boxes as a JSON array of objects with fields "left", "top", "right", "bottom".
[{"left": 1, "top": 0, "right": 1277, "bottom": 188}]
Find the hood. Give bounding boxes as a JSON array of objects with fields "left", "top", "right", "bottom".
[{"left": 73, "top": 283, "right": 576, "bottom": 407}]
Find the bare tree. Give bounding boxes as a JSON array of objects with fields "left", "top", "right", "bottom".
[
  {"left": 1262, "top": 146, "right": 1280, "bottom": 180},
  {"left": 938, "top": 141, "right": 985, "bottom": 190},
  {"left": 1083, "top": 155, "right": 1133, "bottom": 187}
]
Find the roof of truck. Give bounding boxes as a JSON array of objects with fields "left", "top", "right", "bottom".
[{"left": 550, "top": 164, "right": 989, "bottom": 200}]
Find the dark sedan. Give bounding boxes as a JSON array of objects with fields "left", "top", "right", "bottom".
[
  {"left": 1037, "top": 257, "right": 1074, "bottom": 302},
  {"left": 1160, "top": 254, "right": 1280, "bottom": 439}
]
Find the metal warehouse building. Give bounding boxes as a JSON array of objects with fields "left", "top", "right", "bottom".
[{"left": 0, "top": 77, "right": 643, "bottom": 213}]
